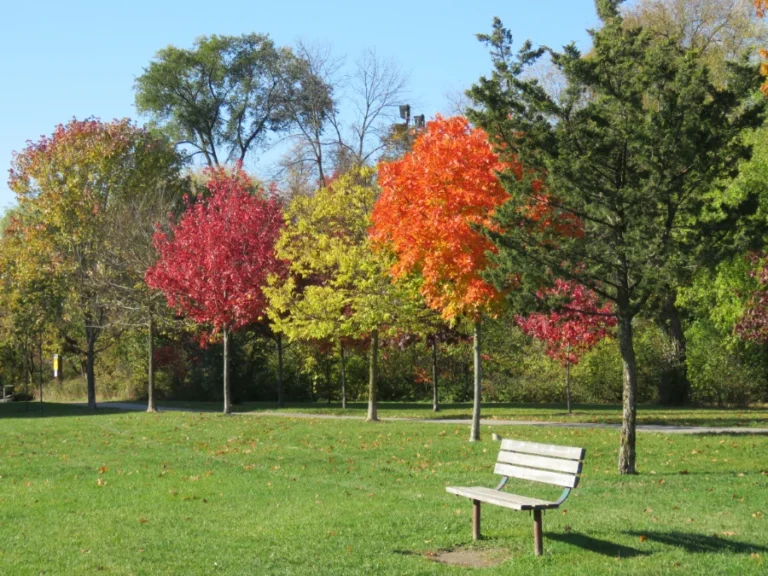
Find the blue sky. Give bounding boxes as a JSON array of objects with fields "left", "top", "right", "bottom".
[{"left": 0, "top": 0, "right": 602, "bottom": 209}]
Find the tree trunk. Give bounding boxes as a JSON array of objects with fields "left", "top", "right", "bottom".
[
  {"left": 340, "top": 342, "right": 347, "bottom": 409},
  {"left": 566, "top": 360, "right": 572, "bottom": 415},
  {"left": 86, "top": 329, "right": 97, "bottom": 411},
  {"left": 432, "top": 339, "right": 439, "bottom": 412},
  {"left": 147, "top": 317, "right": 157, "bottom": 413},
  {"left": 469, "top": 319, "right": 482, "bottom": 442},
  {"left": 38, "top": 339, "right": 43, "bottom": 412},
  {"left": 222, "top": 327, "right": 231, "bottom": 415},
  {"left": 277, "top": 334, "right": 285, "bottom": 408},
  {"left": 658, "top": 293, "right": 689, "bottom": 405},
  {"left": 618, "top": 314, "right": 638, "bottom": 475},
  {"left": 366, "top": 329, "right": 379, "bottom": 422},
  {"left": 56, "top": 351, "right": 64, "bottom": 384},
  {"left": 23, "top": 342, "right": 29, "bottom": 412}
]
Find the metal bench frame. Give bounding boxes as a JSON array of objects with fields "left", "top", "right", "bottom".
[{"left": 446, "top": 438, "right": 586, "bottom": 556}]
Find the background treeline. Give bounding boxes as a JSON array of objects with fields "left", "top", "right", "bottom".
[
  {"left": 5, "top": 306, "right": 768, "bottom": 408},
  {"left": 3, "top": 0, "right": 768, "bottom": 411}
]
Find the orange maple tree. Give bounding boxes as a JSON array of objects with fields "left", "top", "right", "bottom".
[
  {"left": 756, "top": 1, "right": 768, "bottom": 94},
  {"left": 372, "top": 115, "right": 516, "bottom": 321}
]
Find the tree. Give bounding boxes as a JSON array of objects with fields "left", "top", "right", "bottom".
[
  {"left": 468, "top": 6, "right": 764, "bottom": 472},
  {"left": 624, "top": 0, "right": 768, "bottom": 84},
  {"left": 266, "top": 166, "right": 422, "bottom": 421},
  {"left": 277, "top": 46, "right": 409, "bottom": 192},
  {"left": 622, "top": 0, "right": 768, "bottom": 404},
  {"left": 135, "top": 34, "right": 330, "bottom": 166},
  {"left": 100, "top": 185, "right": 186, "bottom": 411},
  {"left": 372, "top": 115, "right": 511, "bottom": 441},
  {"left": 516, "top": 280, "right": 616, "bottom": 413},
  {"left": 146, "top": 165, "right": 285, "bottom": 414},
  {"left": 7, "top": 119, "right": 184, "bottom": 410}
]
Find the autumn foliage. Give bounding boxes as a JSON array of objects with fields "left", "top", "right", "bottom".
[
  {"left": 146, "top": 165, "right": 285, "bottom": 334},
  {"left": 735, "top": 252, "right": 768, "bottom": 343},
  {"left": 516, "top": 280, "right": 616, "bottom": 367},
  {"left": 372, "top": 115, "right": 514, "bottom": 320}
]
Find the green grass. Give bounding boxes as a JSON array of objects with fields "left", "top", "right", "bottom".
[
  {"left": 144, "top": 400, "right": 768, "bottom": 429},
  {"left": 1, "top": 402, "right": 767, "bottom": 575}
]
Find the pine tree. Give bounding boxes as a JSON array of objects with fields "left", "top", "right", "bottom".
[{"left": 468, "top": 3, "right": 765, "bottom": 473}]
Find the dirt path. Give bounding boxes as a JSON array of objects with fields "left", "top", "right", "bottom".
[{"left": 85, "top": 402, "right": 768, "bottom": 435}]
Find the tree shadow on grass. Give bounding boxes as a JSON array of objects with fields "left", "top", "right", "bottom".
[
  {"left": 548, "top": 532, "right": 649, "bottom": 558},
  {"left": 624, "top": 531, "right": 768, "bottom": 554},
  {"left": 0, "top": 402, "right": 125, "bottom": 419}
]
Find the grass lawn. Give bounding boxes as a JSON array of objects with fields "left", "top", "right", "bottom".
[
  {"left": 1, "top": 402, "right": 766, "bottom": 575},
  {"left": 146, "top": 400, "right": 768, "bottom": 429}
]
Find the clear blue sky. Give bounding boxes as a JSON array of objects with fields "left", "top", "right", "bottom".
[{"left": 0, "top": 0, "right": 602, "bottom": 210}]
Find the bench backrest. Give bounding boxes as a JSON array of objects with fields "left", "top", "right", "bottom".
[{"left": 494, "top": 439, "right": 585, "bottom": 489}]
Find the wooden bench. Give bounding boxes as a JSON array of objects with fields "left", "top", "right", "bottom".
[{"left": 446, "top": 438, "right": 585, "bottom": 556}]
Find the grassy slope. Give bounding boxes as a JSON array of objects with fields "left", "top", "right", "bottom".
[
  {"left": 147, "top": 400, "right": 768, "bottom": 429},
  {"left": 0, "top": 403, "right": 766, "bottom": 575}
]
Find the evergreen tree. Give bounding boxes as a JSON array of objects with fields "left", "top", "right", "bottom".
[{"left": 468, "top": 1, "right": 765, "bottom": 473}]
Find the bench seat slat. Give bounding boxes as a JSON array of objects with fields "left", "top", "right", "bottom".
[
  {"left": 501, "top": 438, "right": 585, "bottom": 461},
  {"left": 494, "top": 462, "right": 579, "bottom": 488},
  {"left": 497, "top": 451, "right": 583, "bottom": 474},
  {"left": 446, "top": 486, "right": 560, "bottom": 510}
]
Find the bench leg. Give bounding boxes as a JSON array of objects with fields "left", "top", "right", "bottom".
[
  {"left": 472, "top": 499, "right": 481, "bottom": 541},
  {"left": 533, "top": 509, "right": 543, "bottom": 556}
]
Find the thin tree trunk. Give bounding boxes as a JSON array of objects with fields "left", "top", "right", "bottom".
[
  {"left": 366, "top": 329, "right": 379, "bottom": 422},
  {"left": 469, "top": 319, "right": 482, "bottom": 442},
  {"left": 340, "top": 342, "right": 347, "bottom": 409},
  {"left": 658, "top": 293, "right": 689, "bottom": 405},
  {"left": 432, "top": 339, "right": 439, "bottom": 412},
  {"left": 86, "top": 329, "right": 97, "bottom": 411},
  {"left": 565, "top": 342, "right": 572, "bottom": 415},
  {"left": 38, "top": 339, "right": 43, "bottom": 412},
  {"left": 222, "top": 326, "right": 231, "bottom": 415},
  {"left": 618, "top": 314, "right": 637, "bottom": 475},
  {"left": 24, "top": 342, "right": 29, "bottom": 412},
  {"left": 147, "top": 316, "right": 157, "bottom": 413},
  {"left": 277, "top": 334, "right": 285, "bottom": 408}
]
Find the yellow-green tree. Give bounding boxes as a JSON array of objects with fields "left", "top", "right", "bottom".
[
  {"left": 266, "top": 166, "right": 422, "bottom": 421},
  {"left": 7, "top": 118, "right": 184, "bottom": 409}
]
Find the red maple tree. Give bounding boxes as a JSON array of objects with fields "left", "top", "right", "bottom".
[
  {"left": 735, "top": 252, "right": 768, "bottom": 343},
  {"left": 516, "top": 280, "right": 616, "bottom": 412},
  {"left": 146, "top": 164, "right": 285, "bottom": 413}
]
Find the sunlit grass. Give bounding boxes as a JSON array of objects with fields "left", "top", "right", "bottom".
[{"left": 1, "top": 403, "right": 766, "bottom": 574}]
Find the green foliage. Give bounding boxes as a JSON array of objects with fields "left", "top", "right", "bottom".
[
  {"left": 266, "top": 166, "right": 423, "bottom": 343},
  {"left": 135, "top": 33, "right": 330, "bottom": 165}
]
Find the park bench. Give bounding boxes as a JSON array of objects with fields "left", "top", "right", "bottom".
[{"left": 446, "top": 438, "right": 586, "bottom": 556}]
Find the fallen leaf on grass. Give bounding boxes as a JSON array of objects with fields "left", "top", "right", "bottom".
[
  {"left": 139, "top": 518, "right": 148, "bottom": 524},
  {"left": 753, "top": 512, "right": 764, "bottom": 519},
  {"left": 639, "top": 535, "right": 648, "bottom": 542},
  {"left": 752, "top": 553, "right": 762, "bottom": 566},
  {"left": 98, "top": 466, "right": 108, "bottom": 474},
  {"left": 96, "top": 478, "right": 106, "bottom": 487},
  {"left": 721, "top": 531, "right": 736, "bottom": 537}
]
